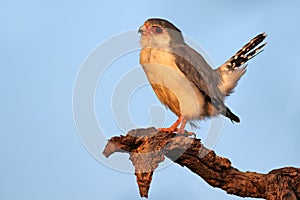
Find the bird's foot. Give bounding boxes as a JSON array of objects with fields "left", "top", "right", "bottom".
[
  {"left": 158, "top": 127, "right": 196, "bottom": 137},
  {"left": 158, "top": 127, "right": 178, "bottom": 134},
  {"left": 185, "top": 131, "right": 196, "bottom": 138},
  {"left": 177, "top": 126, "right": 196, "bottom": 137},
  {"left": 177, "top": 126, "right": 185, "bottom": 134}
]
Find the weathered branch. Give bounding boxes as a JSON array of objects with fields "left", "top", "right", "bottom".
[{"left": 103, "top": 127, "right": 300, "bottom": 199}]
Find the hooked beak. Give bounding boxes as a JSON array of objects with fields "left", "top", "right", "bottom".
[{"left": 138, "top": 25, "right": 147, "bottom": 35}]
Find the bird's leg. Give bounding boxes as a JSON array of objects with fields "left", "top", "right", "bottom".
[
  {"left": 178, "top": 118, "right": 196, "bottom": 137},
  {"left": 177, "top": 117, "right": 187, "bottom": 134},
  {"left": 158, "top": 116, "right": 182, "bottom": 133}
]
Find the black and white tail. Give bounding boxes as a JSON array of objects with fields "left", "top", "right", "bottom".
[{"left": 217, "top": 32, "right": 267, "bottom": 96}]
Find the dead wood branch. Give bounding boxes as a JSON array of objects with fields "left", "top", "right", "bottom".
[{"left": 103, "top": 127, "right": 300, "bottom": 199}]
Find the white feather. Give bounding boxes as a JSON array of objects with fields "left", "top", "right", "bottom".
[
  {"left": 142, "top": 63, "right": 206, "bottom": 120},
  {"left": 217, "top": 65, "right": 247, "bottom": 95}
]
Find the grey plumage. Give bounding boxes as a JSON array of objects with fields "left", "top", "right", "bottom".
[
  {"left": 172, "top": 45, "right": 229, "bottom": 118},
  {"left": 139, "top": 18, "right": 267, "bottom": 133}
]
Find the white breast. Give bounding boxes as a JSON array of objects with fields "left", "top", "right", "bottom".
[{"left": 142, "top": 63, "right": 206, "bottom": 120}]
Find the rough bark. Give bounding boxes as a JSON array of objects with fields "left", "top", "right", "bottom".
[{"left": 102, "top": 127, "right": 300, "bottom": 199}]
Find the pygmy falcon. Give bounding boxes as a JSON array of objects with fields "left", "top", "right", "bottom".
[{"left": 138, "top": 18, "right": 267, "bottom": 134}]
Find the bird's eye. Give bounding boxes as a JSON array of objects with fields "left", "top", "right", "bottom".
[{"left": 153, "top": 26, "right": 163, "bottom": 33}]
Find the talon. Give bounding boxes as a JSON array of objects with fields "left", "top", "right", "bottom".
[
  {"left": 158, "top": 127, "right": 178, "bottom": 133},
  {"left": 186, "top": 131, "right": 196, "bottom": 137},
  {"left": 158, "top": 116, "right": 182, "bottom": 133}
]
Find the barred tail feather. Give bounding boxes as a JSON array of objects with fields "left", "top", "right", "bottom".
[{"left": 217, "top": 32, "right": 267, "bottom": 95}]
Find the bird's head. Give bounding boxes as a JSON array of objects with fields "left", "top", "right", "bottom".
[{"left": 138, "top": 18, "right": 184, "bottom": 48}]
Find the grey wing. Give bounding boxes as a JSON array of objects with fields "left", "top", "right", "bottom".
[{"left": 172, "top": 44, "right": 226, "bottom": 112}]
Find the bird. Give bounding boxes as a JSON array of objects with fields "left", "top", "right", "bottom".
[{"left": 138, "top": 18, "right": 267, "bottom": 134}]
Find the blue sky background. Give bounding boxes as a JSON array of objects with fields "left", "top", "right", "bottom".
[{"left": 1, "top": 0, "right": 300, "bottom": 199}]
